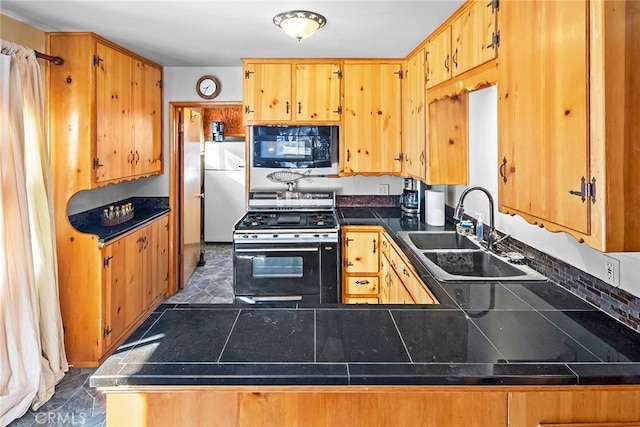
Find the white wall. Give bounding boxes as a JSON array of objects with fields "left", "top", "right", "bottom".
[{"left": 448, "top": 86, "right": 640, "bottom": 298}]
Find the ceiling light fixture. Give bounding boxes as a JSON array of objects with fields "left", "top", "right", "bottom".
[{"left": 273, "top": 10, "right": 326, "bottom": 41}]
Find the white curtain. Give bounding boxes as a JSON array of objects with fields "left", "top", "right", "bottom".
[{"left": 0, "top": 40, "right": 68, "bottom": 427}]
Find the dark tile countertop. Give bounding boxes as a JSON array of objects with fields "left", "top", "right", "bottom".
[
  {"left": 91, "top": 206, "right": 640, "bottom": 388},
  {"left": 69, "top": 197, "right": 169, "bottom": 243}
]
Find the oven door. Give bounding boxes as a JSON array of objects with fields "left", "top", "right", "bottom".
[{"left": 234, "top": 243, "right": 320, "bottom": 300}]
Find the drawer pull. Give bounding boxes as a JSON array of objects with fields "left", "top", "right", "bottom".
[{"left": 355, "top": 280, "right": 370, "bottom": 285}]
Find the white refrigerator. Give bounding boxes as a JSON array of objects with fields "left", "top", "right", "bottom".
[{"left": 203, "top": 141, "right": 245, "bottom": 242}]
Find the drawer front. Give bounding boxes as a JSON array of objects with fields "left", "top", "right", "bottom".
[
  {"left": 344, "top": 297, "right": 379, "bottom": 304},
  {"left": 345, "top": 276, "right": 379, "bottom": 295}
]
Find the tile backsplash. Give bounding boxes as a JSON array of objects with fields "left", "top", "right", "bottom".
[
  {"left": 496, "top": 234, "right": 640, "bottom": 332},
  {"left": 336, "top": 195, "right": 399, "bottom": 208}
]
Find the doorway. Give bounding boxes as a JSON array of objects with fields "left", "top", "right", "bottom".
[{"left": 168, "top": 101, "right": 245, "bottom": 292}]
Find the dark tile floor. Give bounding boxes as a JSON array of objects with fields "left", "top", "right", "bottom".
[{"left": 8, "top": 243, "right": 232, "bottom": 427}]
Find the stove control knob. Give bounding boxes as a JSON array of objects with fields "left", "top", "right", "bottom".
[
  {"left": 273, "top": 234, "right": 278, "bottom": 238},
  {"left": 251, "top": 235, "right": 258, "bottom": 238},
  {"left": 314, "top": 234, "right": 320, "bottom": 238}
]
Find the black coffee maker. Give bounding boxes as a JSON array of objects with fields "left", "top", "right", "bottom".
[
  {"left": 400, "top": 178, "right": 419, "bottom": 216},
  {"left": 211, "top": 121, "right": 225, "bottom": 142}
]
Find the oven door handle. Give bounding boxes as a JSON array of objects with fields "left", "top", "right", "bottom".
[{"left": 235, "top": 247, "right": 320, "bottom": 253}]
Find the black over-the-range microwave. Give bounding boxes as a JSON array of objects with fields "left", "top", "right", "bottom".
[{"left": 250, "top": 125, "right": 338, "bottom": 169}]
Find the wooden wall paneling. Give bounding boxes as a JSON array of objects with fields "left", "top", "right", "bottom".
[{"left": 202, "top": 105, "right": 245, "bottom": 139}]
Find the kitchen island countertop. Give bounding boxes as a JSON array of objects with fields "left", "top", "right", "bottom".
[{"left": 91, "top": 207, "right": 640, "bottom": 388}]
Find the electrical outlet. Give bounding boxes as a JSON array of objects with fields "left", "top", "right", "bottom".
[
  {"left": 603, "top": 255, "right": 620, "bottom": 287},
  {"left": 377, "top": 184, "right": 389, "bottom": 195}
]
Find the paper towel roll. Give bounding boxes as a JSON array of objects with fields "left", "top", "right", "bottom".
[{"left": 426, "top": 190, "right": 445, "bottom": 226}]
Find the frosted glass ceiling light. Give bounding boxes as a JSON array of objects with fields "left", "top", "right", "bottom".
[{"left": 273, "top": 10, "right": 326, "bottom": 41}]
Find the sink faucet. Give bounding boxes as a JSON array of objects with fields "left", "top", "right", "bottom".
[{"left": 453, "top": 186, "right": 496, "bottom": 252}]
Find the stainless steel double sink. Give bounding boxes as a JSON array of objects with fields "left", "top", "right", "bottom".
[{"left": 396, "top": 231, "right": 547, "bottom": 282}]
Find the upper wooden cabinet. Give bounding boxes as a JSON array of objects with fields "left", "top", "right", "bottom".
[
  {"left": 497, "top": 0, "right": 640, "bottom": 252},
  {"left": 427, "top": 92, "right": 469, "bottom": 185},
  {"left": 426, "top": 27, "right": 452, "bottom": 88},
  {"left": 451, "top": 0, "right": 498, "bottom": 77},
  {"left": 48, "top": 33, "right": 163, "bottom": 188},
  {"left": 402, "top": 49, "right": 427, "bottom": 180},
  {"left": 342, "top": 61, "right": 403, "bottom": 175},
  {"left": 426, "top": 0, "right": 498, "bottom": 89},
  {"left": 242, "top": 60, "right": 342, "bottom": 124}
]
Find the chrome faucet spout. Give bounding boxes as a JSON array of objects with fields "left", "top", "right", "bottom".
[{"left": 455, "top": 186, "right": 496, "bottom": 252}]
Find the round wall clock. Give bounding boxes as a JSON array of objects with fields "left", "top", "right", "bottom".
[{"left": 196, "top": 75, "right": 221, "bottom": 99}]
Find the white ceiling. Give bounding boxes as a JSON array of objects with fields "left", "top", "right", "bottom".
[{"left": 1, "top": 0, "right": 464, "bottom": 67}]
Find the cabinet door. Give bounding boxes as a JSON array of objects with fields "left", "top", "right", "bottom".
[
  {"left": 509, "top": 390, "right": 640, "bottom": 426},
  {"left": 96, "top": 42, "right": 134, "bottom": 182},
  {"left": 498, "top": 0, "right": 589, "bottom": 234},
  {"left": 294, "top": 63, "right": 341, "bottom": 122},
  {"left": 342, "top": 63, "right": 402, "bottom": 174},
  {"left": 451, "top": 0, "right": 497, "bottom": 77},
  {"left": 380, "top": 253, "right": 390, "bottom": 304},
  {"left": 402, "top": 49, "right": 426, "bottom": 179},
  {"left": 426, "top": 27, "right": 451, "bottom": 88},
  {"left": 132, "top": 60, "right": 162, "bottom": 176},
  {"left": 102, "top": 229, "right": 145, "bottom": 348},
  {"left": 343, "top": 229, "right": 380, "bottom": 274},
  {"left": 153, "top": 216, "right": 169, "bottom": 304},
  {"left": 243, "top": 63, "right": 292, "bottom": 122},
  {"left": 426, "top": 92, "right": 469, "bottom": 185}
]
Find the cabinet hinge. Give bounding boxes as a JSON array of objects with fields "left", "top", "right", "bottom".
[
  {"left": 487, "top": 0, "right": 499, "bottom": 13},
  {"left": 569, "top": 176, "right": 596, "bottom": 204},
  {"left": 394, "top": 70, "right": 404, "bottom": 79},
  {"left": 103, "top": 326, "right": 112, "bottom": 338},
  {"left": 103, "top": 255, "right": 113, "bottom": 268},
  {"left": 333, "top": 69, "right": 342, "bottom": 79},
  {"left": 333, "top": 105, "right": 342, "bottom": 115},
  {"left": 394, "top": 153, "right": 404, "bottom": 162},
  {"left": 244, "top": 70, "right": 254, "bottom": 79},
  {"left": 487, "top": 31, "right": 500, "bottom": 49},
  {"left": 93, "top": 55, "right": 103, "bottom": 67},
  {"left": 93, "top": 157, "right": 104, "bottom": 169},
  {"left": 244, "top": 105, "right": 254, "bottom": 115}
]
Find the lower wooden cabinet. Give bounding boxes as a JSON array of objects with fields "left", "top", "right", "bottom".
[
  {"left": 102, "top": 215, "right": 169, "bottom": 350},
  {"left": 341, "top": 226, "right": 380, "bottom": 303},
  {"left": 342, "top": 226, "right": 437, "bottom": 305},
  {"left": 101, "top": 386, "right": 640, "bottom": 427},
  {"left": 60, "top": 214, "right": 169, "bottom": 366},
  {"left": 508, "top": 389, "right": 640, "bottom": 426}
]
